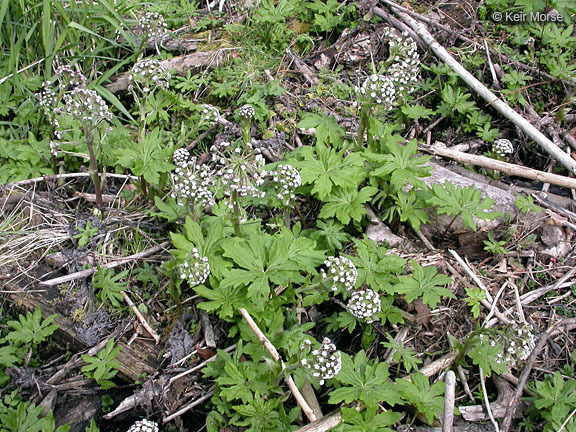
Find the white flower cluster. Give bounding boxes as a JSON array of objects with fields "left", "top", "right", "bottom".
[
  {"left": 214, "top": 141, "right": 267, "bottom": 200},
  {"left": 358, "top": 74, "right": 397, "bottom": 109},
  {"left": 37, "top": 82, "right": 57, "bottom": 114},
  {"left": 384, "top": 28, "right": 420, "bottom": 97},
  {"left": 58, "top": 87, "right": 112, "bottom": 124},
  {"left": 321, "top": 256, "right": 358, "bottom": 292},
  {"left": 238, "top": 104, "right": 255, "bottom": 119},
  {"left": 201, "top": 104, "right": 221, "bottom": 124},
  {"left": 137, "top": 11, "right": 168, "bottom": 42},
  {"left": 267, "top": 164, "right": 301, "bottom": 205},
  {"left": 127, "top": 419, "right": 159, "bottom": 432},
  {"left": 347, "top": 289, "right": 381, "bottom": 323},
  {"left": 480, "top": 321, "right": 536, "bottom": 368},
  {"left": 128, "top": 59, "right": 171, "bottom": 94},
  {"left": 301, "top": 338, "right": 342, "bottom": 385},
  {"left": 178, "top": 248, "right": 210, "bottom": 286},
  {"left": 493, "top": 139, "right": 514, "bottom": 157},
  {"left": 55, "top": 65, "right": 87, "bottom": 89},
  {"left": 170, "top": 148, "right": 214, "bottom": 209},
  {"left": 355, "top": 28, "right": 420, "bottom": 109}
]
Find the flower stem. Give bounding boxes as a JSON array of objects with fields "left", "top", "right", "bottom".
[
  {"left": 231, "top": 190, "right": 242, "bottom": 237},
  {"left": 84, "top": 124, "right": 103, "bottom": 208},
  {"left": 356, "top": 104, "right": 370, "bottom": 152}
]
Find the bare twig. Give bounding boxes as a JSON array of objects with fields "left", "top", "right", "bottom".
[
  {"left": 39, "top": 241, "right": 170, "bottom": 286},
  {"left": 239, "top": 308, "right": 320, "bottom": 423},
  {"left": 501, "top": 318, "right": 576, "bottom": 432},
  {"left": 443, "top": 370, "right": 456, "bottom": 432},
  {"left": 391, "top": 9, "right": 576, "bottom": 174},
  {"left": 121, "top": 291, "right": 160, "bottom": 344},
  {"left": 169, "top": 344, "right": 236, "bottom": 384},
  {"left": 163, "top": 387, "right": 215, "bottom": 423},
  {"left": 421, "top": 142, "right": 576, "bottom": 190},
  {"left": 480, "top": 368, "right": 500, "bottom": 432},
  {"left": 448, "top": 249, "right": 512, "bottom": 325}
]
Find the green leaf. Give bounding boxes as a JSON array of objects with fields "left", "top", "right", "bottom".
[
  {"left": 152, "top": 196, "right": 187, "bottom": 221},
  {"left": 396, "top": 373, "right": 445, "bottom": 424},
  {"left": 381, "top": 334, "right": 422, "bottom": 373},
  {"left": 336, "top": 406, "right": 402, "bottom": 432},
  {"left": 297, "top": 112, "right": 345, "bottom": 147},
  {"left": 5, "top": 306, "right": 59, "bottom": 346},
  {"left": 395, "top": 260, "right": 454, "bottom": 308},
  {"left": 318, "top": 186, "right": 377, "bottom": 224},
  {"left": 291, "top": 143, "right": 365, "bottom": 200},
  {"left": 0, "top": 346, "right": 21, "bottom": 367},
  {"left": 329, "top": 351, "right": 402, "bottom": 410},
  {"left": 427, "top": 181, "right": 501, "bottom": 231},
  {"left": 81, "top": 338, "right": 121, "bottom": 389},
  {"left": 92, "top": 268, "right": 128, "bottom": 308}
]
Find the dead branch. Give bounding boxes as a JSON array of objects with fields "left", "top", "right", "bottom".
[
  {"left": 442, "top": 370, "right": 456, "bottom": 432},
  {"left": 39, "top": 241, "right": 170, "bottom": 286},
  {"left": 239, "top": 308, "right": 320, "bottom": 423},
  {"left": 421, "top": 142, "right": 576, "bottom": 190}
]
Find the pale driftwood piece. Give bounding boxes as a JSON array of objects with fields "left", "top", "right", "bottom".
[
  {"left": 520, "top": 268, "right": 576, "bottom": 305},
  {"left": 293, "top": 351, "right": 459, "bottom": 432},
  {"left": 39, "top": 241, "right": 170, "bottom": 286},
  {"left": 365, "top": 206, "right": 404, "bottom": 247},
  {"left": 301, "top": 380, "right": 323, "bottom": 421},
  {"left": 199, "top": 309, "right": 217, "bottom": 348},
  {"left": 239, "top": 307, "right": 320, "bottom": 423},
  {"left": 391, "top": 9, "right": 576, "bottom": 175},
  {"left": 105, "top": 50, "right": 229, "bottom": 93},
  {"left": 422, "top": 142, "right": 576, "bottom": 190},
  {"left": 442, "top": 371, "right": 456, "bottom": 432},
  {"left": 460, "top": 376, "right": 522, "bottom": 423}
]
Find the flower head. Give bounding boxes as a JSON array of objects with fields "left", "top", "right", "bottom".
[
  {"left": 201, "top": 104, "right": 221, "bottom": 124},
  {"left": 358, "top": 74, "right": 397, "bottom": 109},
  {"left": 302, "top": 337, "right": 342, "bottom": 385},
  {"left": 127, "top": 419, "right": 159, "bottom": 432},
  {"left": 238, "top": 104, "right": 255, "bottom": 120},
  {"left": 267, "top": 164, "right": 301, "bottom": 206},
  {"left": 59, "top": 87, "right": 112, "bottom": 124},
  {"left": 55, "top": 65, "right": 87, "bottom": 89},
  {"left": 137, "top": 12, "right": 168, "bottom": 43},
  {"left": 128, "top": 59, "right": 171, "bottom": 94},
  {"left": 170, "top": 148, "right": 215, "bottom": 210},
  {"left": 321, "top": 256, "right": 358, "bottom": 292},
  {"left": 178, "top": 248, "right": 210, "bottom": 286},
  {"left": 493, "top": 139, "right": 514, "bottom": 157},
  {"left": 347, "top": 289, "right": 381, "bottom": 323}
]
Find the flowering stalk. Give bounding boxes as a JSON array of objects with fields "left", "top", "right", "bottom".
[
  {"left": 237, "top": 104, "right": 255, "bottom": 145},
  {"left": 83, "top": 125, "right": 103, "bottom": 208},
  {"left": 230, "top": 189, "right": 243, "bottom": 237}
]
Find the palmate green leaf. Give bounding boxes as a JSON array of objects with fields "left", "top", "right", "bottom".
[
  {"left": 467, "top": 339, "right": 510, "bottom": 377},
  {"left": 395, "top": 260, "right": 454, "bottom": 308},
  {"left": 81, "top": 338, "right": 121, "bottom": 390},
  {"left": 297, "top": 112, "right": 345, "bottom": 147},
  {"left": 0, "top": 346, "right": 21, "bottom": 367},
  {"left": 221, "top": 231, "right": 309, "bottom": 309},
  {"left": 195, "top": 280, "right": 248, "bottom": 319},
  {"left": 5, "top": 306, "right": 58, "bottom": 346},
  {"left": 304, "top": 219, "right": 351, "bottom": 253},
  {"left": 92, "top": 268, "right": 128, "bottom": 308},
  {"left": 152, "top": 196, "right": 187, "bottom": 221},
  {"left": 292, "top": 143, "right": 365, "bottom": 200},
  {"left": 532, "top": 371, "right": 576, "bottom": 428},
  {"left": 115, "top": 128, "right": 174, "bottom": 186},
  {"left": 216, "top": 359, "right": 275, "bottom": 404},
  {"left": 365, "top": 139, "right": 432, "bottom": 191},
  {"left": 396, "top": 373, "right": 445, "bottom": 424},
  {"left": 380, "top": 334, "right": 422, "bottom": 373},
  {"left": 329, "top": 350, "right": 402, "bottom": 410},
  {"left": 335, "top": 406, "right": 402, "bottom": 432},
  {"left": 347, "top": 238, "right": 406, "bottom": 294},
  {"left": 318, "top": 186, "right": 377, "bottom": 224},
  {"left": 427, "top": 181, "right": 501, "bottom": 231}
]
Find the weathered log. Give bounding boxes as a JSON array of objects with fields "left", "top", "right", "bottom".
[
  {"left": 105, "top": 50, "right": 229, "bottom": 94},
  {"left": 2, "top": 280, "right": 161, "bottom": 382}
]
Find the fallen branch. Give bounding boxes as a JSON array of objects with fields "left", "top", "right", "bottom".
[
  {"left": 121, "top": 291, "right": 160, "bottom": 344},
  {"left": 390, "top": 8, "right": 576, "bottom": 175},
  {"left": 239, "top": 308, "right": 320, "bottom": 423},
  {"left": 39, "top": 241, "right": 170, "bottom": 286},
  {"left": 421, "top": 142, "right": 576, "bottom": 190},
  {"left": 442, "top": 370, "right": 456, "bottom": 432}
]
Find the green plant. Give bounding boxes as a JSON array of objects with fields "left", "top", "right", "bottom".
[
  {"left": 395, "top": 260, "right": 454, "bottom": 309},
  {"left": 73, "top": 221, "right": 99, "bottom": 247},
  {"left": 4, "top": 306, "right": 58, "bottom": 348},
  {"left": 335, "top": 406, "right": 402, "bottom": 432},
  {"left": 483, "top": 232, "right": 508, "bottom": 255},
  {"left": 92, "top": 268, "right": 129, "bottom": 308},
  {"left": 81, "top": 338, "right": 122, "bottom": 389},
  {"left": 0, "top": 392, "right": 69, "bottom": 432},
  {"left": 427, "top": 181, "right": 502, "bottom": 235},
  {"left": 515, "top": 194, "right": 543, "bottom": 213},
  {"left": 526, "top": 371, "right": 576, "bottom": 431},
  {"left": 396, "top": 373, "right": 445, "bottom": 424},
  {"left": 464, "top": 287, "right": 487, "bottom": 319},
  {"left": 381, "top": 334, "right": 422, "bottom": 373}
]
